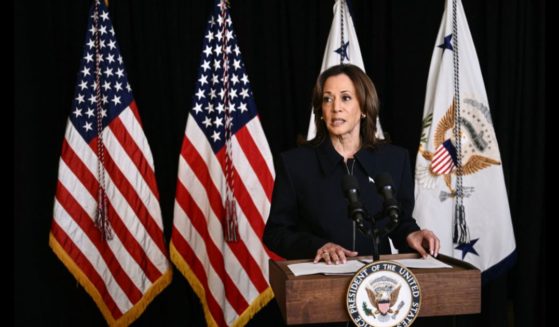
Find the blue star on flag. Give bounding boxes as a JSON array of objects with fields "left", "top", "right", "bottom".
[
  {"left": 455, "top": 238, "right": 480, "bottom": 260},
  {"left": 438, "top": 34, "right": 453, "bottom": 53},
  {"left": 334, "top": 41, "right": 350, "bottom": 61}
]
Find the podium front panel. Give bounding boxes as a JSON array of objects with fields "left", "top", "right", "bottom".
[{"left": 269, "top": 253, "right": 480, "bottom": 325}]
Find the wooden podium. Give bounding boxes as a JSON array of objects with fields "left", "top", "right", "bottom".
[{"left": 269, "top": 253, "right": 480, "bottom": 325}]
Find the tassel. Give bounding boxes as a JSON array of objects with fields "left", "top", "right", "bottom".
[
  {"left": 453, "top": 204, "right": 469, "bottom": 244},
  {"left": 224, "top": 194, "right": 238, "bottom": 242},
  {"left": 95, "top": 187, "right": 113, "bottom": 241}
]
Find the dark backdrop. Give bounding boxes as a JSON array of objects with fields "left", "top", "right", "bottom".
[{"left": 15, "top": 0, "right": 545, "bottom": 326}]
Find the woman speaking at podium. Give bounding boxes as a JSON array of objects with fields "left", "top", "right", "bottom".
[{"left": 263, "top": 64, "right": 439, "bottom": 265}]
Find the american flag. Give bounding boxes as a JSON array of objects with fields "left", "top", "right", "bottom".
[
  {"left": 49, "top": 1, "right": 172, "bottom": 326},
  {"left": 170, "top": 1, "right": 276, "bottom": 326},
  {"left": 431, "top": 139, "right": 457, "bottom": 175}
]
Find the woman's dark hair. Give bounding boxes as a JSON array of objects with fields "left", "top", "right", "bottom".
[{"left": 305, "top": 64, "right": 382, "bottom": 149}]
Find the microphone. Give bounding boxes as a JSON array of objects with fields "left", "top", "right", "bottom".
[
  {"left": 375, "top": 173, "right": 400, "bottom": 223},
  {"left": 341, "top": 174, "right": 367, "bottom": 225}
]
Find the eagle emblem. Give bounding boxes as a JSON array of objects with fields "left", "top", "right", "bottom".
[
  {"left": 347, "top": 261, "right": 421, "bottom": 326},
  {"left": 417, "top": 98, "right": 501, "bottom": 194},
  {"left": 366, "top": 280, "right": 401, "bottom": 316}
]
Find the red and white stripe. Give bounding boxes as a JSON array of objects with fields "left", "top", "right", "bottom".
[
  {"left": 431, "top": 143, "right": 455, "bottom": 175},
  {"left": 50, "top": 102, "right": 171, "bottom": 325},
  {"left": 171, "top": 116, "right": 276, "bottom": 327}
]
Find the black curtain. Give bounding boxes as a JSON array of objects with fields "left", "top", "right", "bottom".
[{"left": 15, "top": 0, "right": 545, "bottom": 326}]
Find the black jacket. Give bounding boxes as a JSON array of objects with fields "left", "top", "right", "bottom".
[{"left": 263, "top": 139, "right": 420, "bottom": 259}]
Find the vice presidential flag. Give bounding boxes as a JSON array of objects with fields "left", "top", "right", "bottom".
[
  {"left": 49, "top": 1, "right": 172, "bottom": 325},
  {"left": 306, "top": 0, "right": 384, "bottom": 140},
  {"left": 413, "top": 0, "right": 516, "bottom": 281},
  {"left": 170, "top": 1, "right": 276, "bottom": 326}
]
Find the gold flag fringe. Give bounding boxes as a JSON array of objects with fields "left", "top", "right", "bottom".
[
  {"left": 49, "top": 233, "right": 173, "bottom": 327},
  {"left": 170, "top": 242, "right": 274, "bottom": 327}
]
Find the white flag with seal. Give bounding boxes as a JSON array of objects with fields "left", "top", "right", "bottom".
[
  {"left": 306, "top": 0, "right": 384, "bottom": 140},
  {"left": 413, "top": 0, "right": 516, "bottom": 280}
]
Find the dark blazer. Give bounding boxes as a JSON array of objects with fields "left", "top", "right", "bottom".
[{"left": 263, "top": 139, "right": 420, "bottom": 259}]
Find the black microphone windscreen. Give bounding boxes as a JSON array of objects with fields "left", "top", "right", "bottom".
[
  {"left": 375, "top": 172, "right": 394, "bottom": 192},
  {"left": 342, "top": 174, "right": 359, "bottom": 193}
]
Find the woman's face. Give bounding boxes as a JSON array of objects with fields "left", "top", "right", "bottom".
[{"left": 321, "top": 74, "right": 362, "bottom": 140}]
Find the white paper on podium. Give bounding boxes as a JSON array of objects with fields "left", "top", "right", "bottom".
[
  {"left": 287, "top": 260, "right": 366, "bottom": 277},
  {"left": 287, "top": 256, "right": 451, "bottom": 277},
  {"left": 394, "top": 255, "right": 453, "bottom": 269}
]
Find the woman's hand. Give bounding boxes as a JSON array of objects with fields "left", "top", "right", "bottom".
[
  {"left": 313, "top": 242, "right": 358, "bottom": 265},
  {"left": 406, "top": 229, "right": 440, "bottom": 258}
]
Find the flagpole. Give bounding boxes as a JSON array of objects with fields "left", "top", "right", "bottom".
[
  {"left": 339, "top": 0, "right": 345, "bottom": 65},
  {"left": 451, "top": 0, "right": 469, "bottom": 244}
]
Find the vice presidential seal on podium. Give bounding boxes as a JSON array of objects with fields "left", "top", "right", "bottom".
[{"left": 347, "top": 261, "right": 421, "bottom": 327}]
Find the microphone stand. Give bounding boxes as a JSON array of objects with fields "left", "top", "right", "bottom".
[
  {"left": 348, "top": 205, "right": 381, "bottom": 261},
  {"left": 349, "top": 206, "right": 398, "bottom": 262}
]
